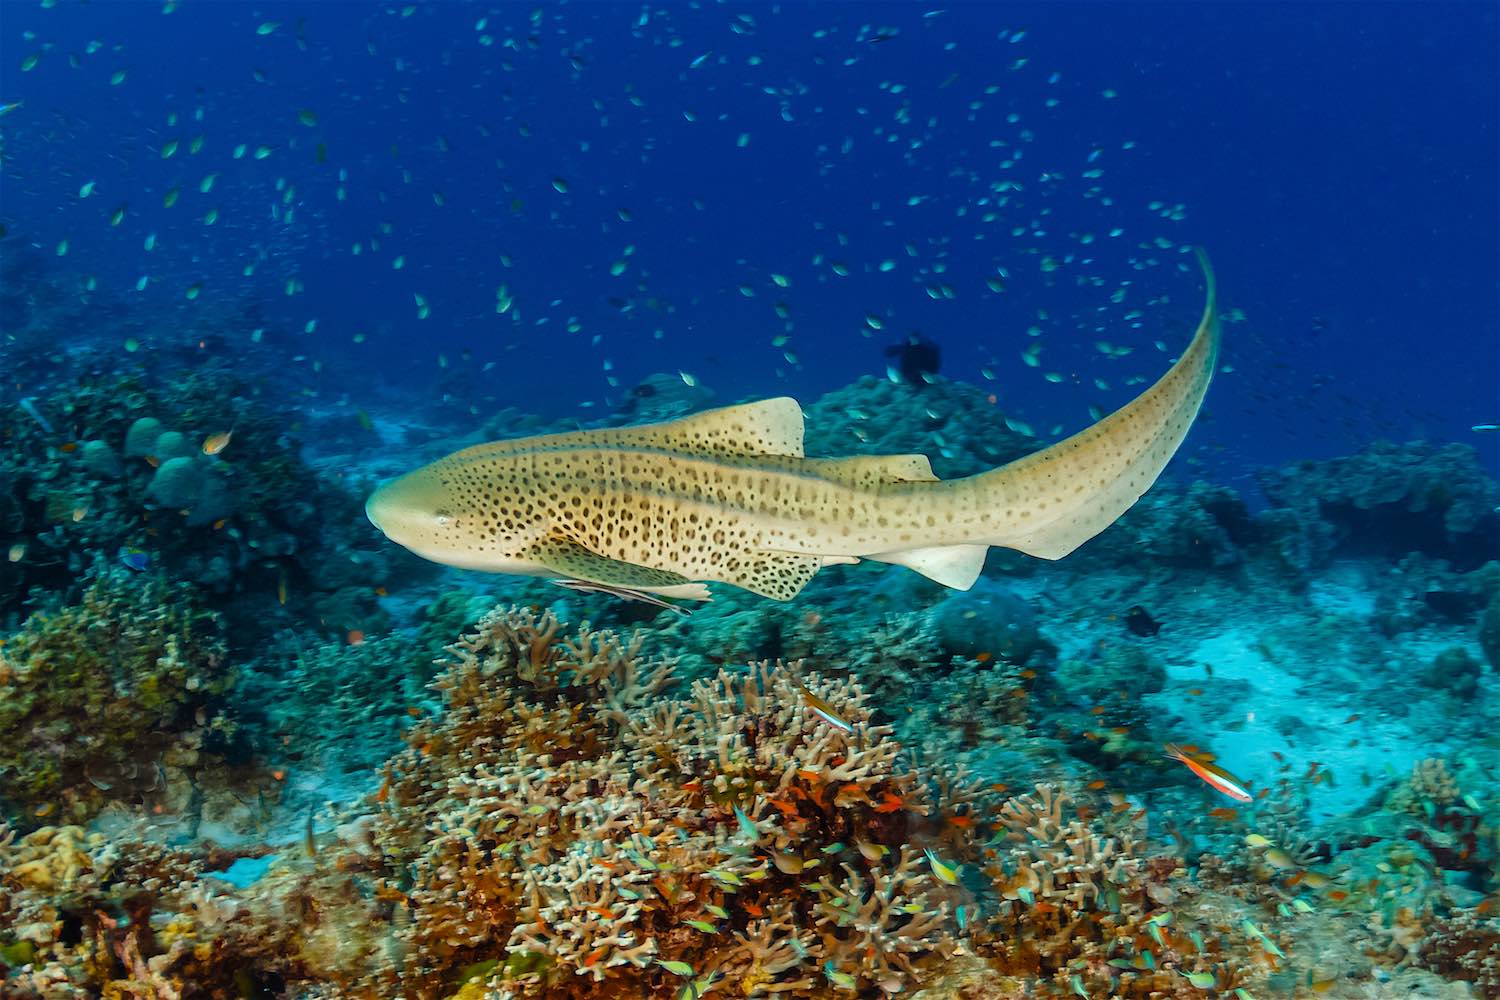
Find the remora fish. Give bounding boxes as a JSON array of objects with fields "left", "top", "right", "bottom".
[{"left": 367, "top": 251, "right": 1219, "bottom": 602}]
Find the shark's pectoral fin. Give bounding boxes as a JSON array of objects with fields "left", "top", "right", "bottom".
[
  {"left": 527, "top": 536, "right": 712, "bottom": 601},
  {"left": 868, "top": 543, "right": 988, "bottom": 590}
]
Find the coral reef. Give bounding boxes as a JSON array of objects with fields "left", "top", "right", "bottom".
[
  {"left": 0, "top": 574, "right": 236, "bottom": 826},
  {"left": 802, "top": 375, "right": 1036, "bottom": 481},
  {"left": 1481, "top": 590, "right": 1500, "bottom": 670},
  {"left": 1257, "top": 440, "right": 1500, "bottom": 573},
  {"left": 1072, "top": 480, "right": 1255, "bottom": 572},
  {"left": 0, "top": 357, "right": 430, "bottom": 648},
  {"left": 235, "top": 631, "right": 439, "bottom": 781},
  {"left": 971, "top": 782, "right": 1300, "bottom": 999},
  {"left": 367, "top": 607, "right": 958, "bottom": 997},
  {"left": 1, "top": 599, "right": 1496, "bottom": 998}
]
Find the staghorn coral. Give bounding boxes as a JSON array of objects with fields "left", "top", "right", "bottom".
[
  {"left": 1419, "top": 904, "right": 1500, "bottom": 996},
  {"left": 972, "top": 783, "right": 1298, "bottom": 998},
  {"left": 3, "top": 601, "right": 1471, "bottom": 998},
  {"left": 364, "top": 606, "right": 959, "bottom": 998}
]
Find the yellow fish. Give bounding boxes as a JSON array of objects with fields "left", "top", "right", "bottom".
[
  {"left": 367, "top": 252, "right": 1219, "bottom": 602},
  {"left": 202, "top": 429, "right": 233, "bottom": 455}
]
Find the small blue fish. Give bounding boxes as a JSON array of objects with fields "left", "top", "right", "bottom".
[
  {"left": 118, "top": 547, "right": 150, "bottom": 572},
  {"left": 733, "top": 805, "right": 759, "bottom": 841}
]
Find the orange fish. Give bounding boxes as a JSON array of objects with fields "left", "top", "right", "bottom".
[
  {"left": 766, "top": 796, "right": 799, "bottom": 818},
  {"left": 1164, "top": 743, "right": 1252, "bottom": 802},
  {"left": 872, "top": 792, "right": 904, "bottom": 814}
]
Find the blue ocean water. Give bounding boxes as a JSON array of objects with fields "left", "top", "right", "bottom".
[{"left": 2, "top": 3, "right": 1499, "bottom": 999}]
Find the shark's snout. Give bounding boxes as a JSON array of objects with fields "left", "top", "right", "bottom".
[
  {"left": 365, "top": 474, "right": 435, "bottom": 546},
  {"left": 364, "top": 490, "right": 384, "bottom": 532}
]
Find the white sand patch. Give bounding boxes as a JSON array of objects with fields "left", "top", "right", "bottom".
[
  {"left": 1306, "top": 563, "right": 1377, "bottom": 617},
  {"left": 1152, "top": 624, "right": 1432, "bottom": 822}
]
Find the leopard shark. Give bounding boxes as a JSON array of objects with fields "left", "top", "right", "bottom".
[{"left": 367, "top": 250, "right": 1219, "bottom": 603}]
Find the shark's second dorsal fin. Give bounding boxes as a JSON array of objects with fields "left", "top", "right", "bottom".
[
  {"left": 804, "top": 454, "right": 939, "bottom": 488},
  {"left": 457, "top": 397, "right": 806, "bottom": 461}
]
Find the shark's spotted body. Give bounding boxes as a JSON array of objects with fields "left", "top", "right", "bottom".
[{"left": 368, "top": 252, "right": 1220, "bottom": 602}]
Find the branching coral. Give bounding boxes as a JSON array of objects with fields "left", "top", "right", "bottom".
[
  {"left": 2, "top": 601, "right": 1466, "bottom": 999},
  {"left": 364, "top": 606, "right": 959, "bottom": 998},
  {"left": 974, "top": 783, "right": 1295, "bottom": 998}
]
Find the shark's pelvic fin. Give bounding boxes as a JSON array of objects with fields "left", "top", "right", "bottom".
[{"left": 975, "top": 248, "right": 1220, "bottom": 560}]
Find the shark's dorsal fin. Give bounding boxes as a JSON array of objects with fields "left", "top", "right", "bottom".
[
  {"left": 639, "top": 397, "right": 805, "bottom": 457},
  {"left": 804, "top": 454, "right": 939, "bottom": 489},
  {"left": 456, "top": 397, "right": 806, "bottom": 461}
]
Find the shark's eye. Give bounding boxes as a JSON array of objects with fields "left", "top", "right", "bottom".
[{"left": 434, "top": 508, "right": 453, "bottom": 527}]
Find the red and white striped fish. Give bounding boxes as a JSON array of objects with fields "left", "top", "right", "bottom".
[{"left": 1164, "top": 743, "right": 1253, "bottom": 802}]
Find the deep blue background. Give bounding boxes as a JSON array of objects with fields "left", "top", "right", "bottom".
[{"left": 3, "top": 2, "right": 1496, "bottom": 485}]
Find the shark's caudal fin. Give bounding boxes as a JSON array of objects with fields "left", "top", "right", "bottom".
[{"left": 973, "top": 249, "right": 1220, "bottom": 560}]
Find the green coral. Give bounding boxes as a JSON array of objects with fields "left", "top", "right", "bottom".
[
  {"left": 238, "top": 632, "right": 437, "bottom": 776},
  {"left": 0, "top": 573, "right": 234, "bottom": 825},
  {"left": 0, "top": 359, "right": 426, "bottom": 659}
]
